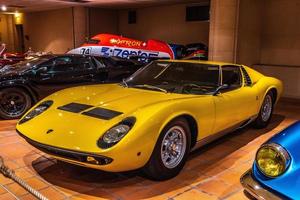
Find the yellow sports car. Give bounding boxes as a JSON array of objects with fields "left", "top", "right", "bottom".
[{"left": 16, "top": 60, "right": 282, "bottom": 180}]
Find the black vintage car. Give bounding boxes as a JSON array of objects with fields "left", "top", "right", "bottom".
[{"left": 0, "top": 54, "right": 143, "bottom": 119}]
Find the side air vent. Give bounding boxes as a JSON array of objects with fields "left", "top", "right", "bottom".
[{"left": 241, "top": 66, "right": 252, "bottom": 86}]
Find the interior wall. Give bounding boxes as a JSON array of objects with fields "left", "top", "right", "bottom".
[
  {"left": 88, "top": 8, "right": 118, "bottom": 37},
  {"left": 118, "top": 3, "right": 209, "bottom": 45},
  {"left": 253, "top": 65, "right": 300, "bottom": 99},
  {"left": 73, "top": 7, "right": 88, "bottom": 47},
  {"left": 260, "top": 0, "right": 300, "bottom": 66},
  {"left": 236, "top": 0, "right": 263, "bottom": 66},
  {"left": 23, "top": 8, "right": 74, "bottom": 53},
  {"left": 0, "top": 14, "right": 17, "bottom": 52},
  {"left": 208, "top": 0, "right": 239, "bottom": 62}
]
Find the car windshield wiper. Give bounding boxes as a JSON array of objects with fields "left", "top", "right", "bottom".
[{"left": 133, "top": 84, "right": 168, "bottom": 93}]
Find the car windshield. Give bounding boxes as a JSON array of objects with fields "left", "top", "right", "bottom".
[{"left": 124, "top": 61, "right": 220, "bottom": 95}]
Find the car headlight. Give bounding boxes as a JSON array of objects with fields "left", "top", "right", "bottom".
[
  {"left": 19, "top": 100, "right": 53, "bottom": 124},
  {"left": 256, "top": 143, "right": 290, "bottom": 178},
  {"left": 98, "top": 117, "right": 136, "bottom": 149}
]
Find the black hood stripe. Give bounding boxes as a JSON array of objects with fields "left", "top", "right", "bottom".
[
  {"left": 57, "top": 103, "right": 93, "bottom": 113},
  {"left": 82, "top": 107, "right": 123, "bottom": 120}
]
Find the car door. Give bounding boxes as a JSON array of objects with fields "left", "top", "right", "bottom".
[{"left": 213, "top": 65, "right": 258, "bottom": 134}]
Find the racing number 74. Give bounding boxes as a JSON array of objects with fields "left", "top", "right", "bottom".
[{"left": 80, "top": 48, "right": 92, "bottom": 55}]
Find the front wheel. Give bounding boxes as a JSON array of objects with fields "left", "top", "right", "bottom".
[
  {"left": 0, "top": 88, "right": 32, "bottom": 119},
  {"left": 143, "top": 118, "right": 191, "bottom": 181},
  {"left": 253, "top": 92, "right": 274, "bottom": 129}
]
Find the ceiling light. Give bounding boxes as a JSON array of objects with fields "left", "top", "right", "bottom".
[{"left": 1, "top": 5, "right": 7, "bottom": 11}]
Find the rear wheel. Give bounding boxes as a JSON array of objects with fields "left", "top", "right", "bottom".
[
  {"left": 253, "top": 91, "right": 274, "bottom": 129},
  {"left": 143, "top": 118, "right": 191, "bottom": 181},
  {"left": 0, "top": 88, "right": 32, "bottom": 119}
]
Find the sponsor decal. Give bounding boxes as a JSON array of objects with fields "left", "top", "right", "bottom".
[{"left": 109, "top": 38, "right": 143, "bottom": 47}]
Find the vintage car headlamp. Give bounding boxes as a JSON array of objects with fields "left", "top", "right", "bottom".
[
  {"left": 19, "top": 100, "right": 53, "bottom": 124},
  {"left": 98, "top": 117, "right": 136, "bottom": 149},
  {"left": 256, "top": 143, "right": 290, "bottom": 178}
]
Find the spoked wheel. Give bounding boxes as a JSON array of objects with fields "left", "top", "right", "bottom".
[
  {"left": 0, "top": 88, "right": 32, "bottom": 119},
  {"left": 143, "top": 117, "right": 191, "bottom": 181},
  {"left": 161, "top": 126, "right": 187, "bottom": 169},
  {"left": 253, "top": 91, "right": 274, "bottom": 129}
]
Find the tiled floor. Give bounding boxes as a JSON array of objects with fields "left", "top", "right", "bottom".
[{"left": 0, "top": 99, "right": 299, "bottom": 200}]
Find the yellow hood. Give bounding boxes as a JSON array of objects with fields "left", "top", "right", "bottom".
[{"left": 50, "top": 84, "right": 193, "bottom": 114}]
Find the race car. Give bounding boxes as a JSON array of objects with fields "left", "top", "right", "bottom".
[
  {"left": 16, "top": 60, "right": 282, "bottom": 180},
  {"left": 241, "top": 121, "right": 300, "bottom": 200},
  {"left": 183, "top": 43, "right": 208, "bottom": 60},
  {"left": 68, "top": 34, "right": 208, "bottom": 62}
]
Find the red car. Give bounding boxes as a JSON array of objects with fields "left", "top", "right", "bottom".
[{"left": 0, "top": 44, "right": 25, "bottom": 68}]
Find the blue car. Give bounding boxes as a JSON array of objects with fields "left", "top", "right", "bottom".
[{"left": 241, "top": 121, "right": 300, "bottom": 200}]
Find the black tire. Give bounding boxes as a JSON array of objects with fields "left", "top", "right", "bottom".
[
  {"left": 253, "top": 91, "right": 274, "bottom": 129},
  {"left": 143, "top": 118, "right": 191, "bottom": 181},
  {"left": 0, "top": 88, "right": 32, "bottom": 119}
]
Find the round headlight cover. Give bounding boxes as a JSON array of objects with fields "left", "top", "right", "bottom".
[
  {"left": 98, "top": 117, "right": 136, "bottom": 149},
  {"left": 256, "top": 143, "right": 290, "bottom": 178},
  {"left": 19, "top": 100, "right": 53, "bottom": 124},
  {"left": 103, "top": 124, "right": 130, "bottom": 144}
]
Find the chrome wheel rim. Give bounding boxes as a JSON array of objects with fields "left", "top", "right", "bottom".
[
  {"left": 261, "top": 95, "right": 272, "bottom": 122},
  {"left": 161, "top": 126, "right": 187, "bottom": 169}
]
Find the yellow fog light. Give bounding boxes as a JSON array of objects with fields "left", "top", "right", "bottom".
[
  {"left": 256, "top": 143, "right": 290, "bottom": 178},
  {"left": 86, "top": 156, "right": 99, "bottom": 165}
]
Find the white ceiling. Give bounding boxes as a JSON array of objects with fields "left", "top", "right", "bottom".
[{"left": 0, "top": 0, "right": 207, "bottom": 12}]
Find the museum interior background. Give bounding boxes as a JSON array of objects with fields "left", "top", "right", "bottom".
[
  {"left": 0, "top": 0, "right": 299, "bottom": 200},
  {"left": 0, "top": 0, "right": 299, "bottom": 98}
]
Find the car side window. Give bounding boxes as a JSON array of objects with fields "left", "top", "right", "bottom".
[
  {"left": 48, "top": 56, "right": 74, "bottom": 73},
  {"left": 93, "top": 57, "right": 108, "bottom": 68},
  {"left": 221, "top": 65, "right": 242, "bottom": 90},
  {"left": 73, "top": 56, "right": 95, "bottom": 70}
]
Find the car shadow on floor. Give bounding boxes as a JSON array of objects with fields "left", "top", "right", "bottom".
[{"left": 29, "top": 114, "right": 285, "bottom": 199}]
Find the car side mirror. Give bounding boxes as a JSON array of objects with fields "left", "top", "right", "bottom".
[{"left": 213, "top": 84, "right": 229, "bottom": 96}]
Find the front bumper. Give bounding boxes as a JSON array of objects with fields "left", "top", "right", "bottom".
[
  {"left": 17, "top": 130, "right": 113, "bottom": 166},
  {"left": 240, "top": 169, "right": 283, "bottom": 200}
]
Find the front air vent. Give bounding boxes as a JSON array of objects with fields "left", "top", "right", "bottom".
[
  {"left": 58, "top": 103, "right": 93, "bottom": 113},
  {"left": 82, "top": 107, "right": 123, "bottom": 120}
]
